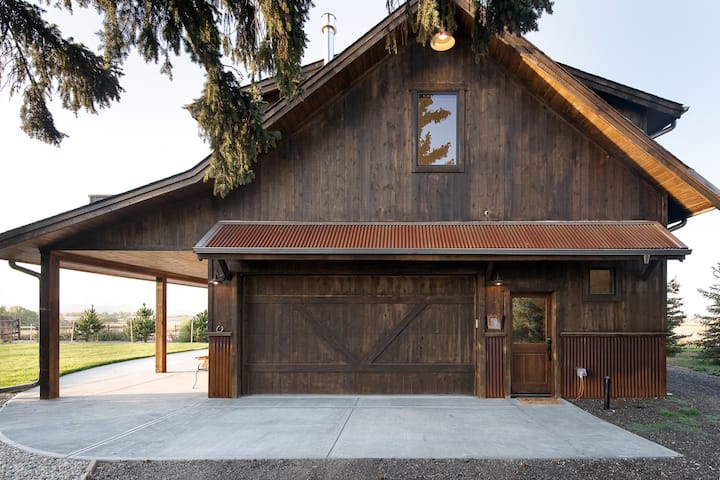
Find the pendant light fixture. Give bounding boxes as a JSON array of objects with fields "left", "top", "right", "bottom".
[{"left": 430, "top": 28, "right": 455, "bottom": 51}]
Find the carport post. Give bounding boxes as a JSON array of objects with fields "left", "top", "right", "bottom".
[
  {"left": 39, "top": 249, "right": 60, "bottom": 399},
  {"left": 155, "top": 277, "right": 167, "bottom": 373}
]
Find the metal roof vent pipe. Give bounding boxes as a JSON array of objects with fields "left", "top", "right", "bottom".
[{"left": 321, "top": 12, "right": 336, "bottom": 65}]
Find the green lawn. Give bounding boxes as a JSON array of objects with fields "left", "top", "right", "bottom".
[
  {"left": 0, "top": 342, "right": 208, "bottom": 388},
  {"left": 668, "top": 349, "right": 720, "bottom": 376}
]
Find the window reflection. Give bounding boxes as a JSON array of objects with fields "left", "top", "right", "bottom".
[
  {"left": 512, "top": 297, "right": 546, "bottom": 344},
  {"left": 417, "top": 93, "right": 457, "bottom": 166}
]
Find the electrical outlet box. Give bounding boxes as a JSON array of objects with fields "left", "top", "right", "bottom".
[{"left": 576, "top": 367, "right": 587, "bottom": 378}]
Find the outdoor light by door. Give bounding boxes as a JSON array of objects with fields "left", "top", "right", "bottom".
[
  {"left": 489, "top": 272, "right": 504, "bottom": 286},
  {"left": 430, "top": 28, "right": 455, "bottom": 51},
  {"left": 486, "top": 270, "right": 505, "bottom": 330},
  {"left": 208, "top": 259, "right": 234, "bottom": 285}
]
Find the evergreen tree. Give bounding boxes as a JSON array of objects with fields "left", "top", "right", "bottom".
[
  {"left": 698, "top": 263, "right": 720, "bottom": 361},
  {"left": 2, "top": 1, "right": 552, "bottom": 196},
  {"left": 666, "top": 277, "right": 687, "bottom": 356},
  {"left": 179, "top": 309, "right": 209, "bottom": 343},
  {"left": 130, "top": 303, "right": 155, "bottom": 343},
  {"left": 74, "top": 305, "right": 104, "bottom": 341}
]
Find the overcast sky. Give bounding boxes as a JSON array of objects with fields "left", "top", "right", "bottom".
[{"left": 0, "top": 1, "right": 718, "bottom": 317}]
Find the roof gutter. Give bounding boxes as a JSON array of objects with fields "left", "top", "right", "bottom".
[{"left": 4, "top": 260, "right": 41, "bottom": 393}]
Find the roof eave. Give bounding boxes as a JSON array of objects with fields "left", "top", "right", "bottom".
[
  {"left": 0, "top": 157, "right": 210, "bottom": 253},
  {"left": 491, "top": 34, "right": 720, "bottom": 215}
]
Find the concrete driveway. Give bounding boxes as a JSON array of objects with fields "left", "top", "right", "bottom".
[{"left": 0, "top": 350, "right": 678, "bottom": 460}]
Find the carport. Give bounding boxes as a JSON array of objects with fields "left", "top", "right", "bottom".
[{"left": 0, "top": 162, "right": 211, "bottom": 398}]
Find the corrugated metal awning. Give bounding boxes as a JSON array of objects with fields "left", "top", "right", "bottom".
[{"left": 193, "top": 221, "right": 690, "bottom": 258}]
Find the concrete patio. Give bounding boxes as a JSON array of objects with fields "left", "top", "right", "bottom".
[{"left": 0, "top": 350, "right": 679, "bottom": 461}]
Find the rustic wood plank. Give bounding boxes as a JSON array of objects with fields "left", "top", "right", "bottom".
[
  {"left": 366, "top": 303, "right": 429, "bottom": 363},
  {"left": 155, "top": 277, "right": 167, "bottom": 373},
  {"left": 294, "top": 304, "right": 359, "bottom": 366},
  {"left": 39, "top": 249, "right": 60, "bottom": 399},
  {"left": 246, "top": 364, "right": 474, "bottom": 373}
]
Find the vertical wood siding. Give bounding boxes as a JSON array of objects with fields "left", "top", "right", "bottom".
[
  {"left": 485, "top": 335, "right": 506, "bottom": 398},
  {"left": 209, "top": 333, "right": 233, "bottom": 398},
  {"left": 561, "top": 333, "right": 666, "bottom": 398},
  {"left": 60, "top": 41, "right": 665, "bottom": 252}
]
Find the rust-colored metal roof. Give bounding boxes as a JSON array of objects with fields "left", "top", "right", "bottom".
[{"left": 194, "top": 221, "right": 689, "bottom": 258}]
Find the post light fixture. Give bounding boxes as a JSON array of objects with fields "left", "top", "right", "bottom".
[{"left": 430, "top": 29, "right": 455, "bottom": 51}]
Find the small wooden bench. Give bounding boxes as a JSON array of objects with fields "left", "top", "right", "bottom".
[{"left": 193, "top": 355, "right": 209, "bottom": 389}]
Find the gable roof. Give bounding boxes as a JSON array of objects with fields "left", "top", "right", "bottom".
[
  {"left": 0, "top": 0, "right": 718, "bottom": 277},
  {"left": 558, "top": 63, "right": 687, "bottom": 137},
  {"left": 487, "top": 32, "right": 720, "bottom": 215},
  {"left": 257, "top": 0, "right": 719, "bottom": 216}
]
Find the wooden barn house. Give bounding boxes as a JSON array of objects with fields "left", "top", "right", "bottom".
[{"left": 1, "top": 2, "right": 719, "bottom": 400}]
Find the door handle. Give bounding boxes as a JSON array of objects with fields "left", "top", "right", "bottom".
[{"left": 546, "top": 337, "right": 552, "bottom": 361}]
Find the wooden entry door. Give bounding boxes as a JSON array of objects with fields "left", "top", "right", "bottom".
[{"left": 510, "top": 294, "right": 553, "bottom": 395}]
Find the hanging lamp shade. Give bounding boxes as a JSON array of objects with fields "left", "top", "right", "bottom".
[{"left": 430, "top": 30, "right": 455, "bottom": 51}]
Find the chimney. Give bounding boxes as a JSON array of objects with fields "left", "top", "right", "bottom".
[{"left": 320, "top": 13, "right": 336, "bottom": 65}]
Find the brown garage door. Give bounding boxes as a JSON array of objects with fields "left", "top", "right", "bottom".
[{"left": 244, "top": 275, "right": 475, "bottom": 394}]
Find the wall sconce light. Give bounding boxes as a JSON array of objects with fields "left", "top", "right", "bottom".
[
  {"left": 489, "top": 272, "right": 504, "bottom": 286},
  {"left": 430, "top": 29, "right": 455, "bottom": 52},
  {"left": 208, "top": 259, "right": 234, "bottom": 285}
]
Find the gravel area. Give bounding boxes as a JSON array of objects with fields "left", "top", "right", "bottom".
[
  {"left": 0, "top": 393, "right": 89, "bottom": 480},
  {"left": 2, "top": 366, "right": 719, "bottom": 479}
]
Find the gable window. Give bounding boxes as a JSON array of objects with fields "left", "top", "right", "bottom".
[
  {"left": 414, "top": 91, "right": 462, "bottom": 172},
  {"left": 588, "top": 268, "right": 616, "bottom": 296}
]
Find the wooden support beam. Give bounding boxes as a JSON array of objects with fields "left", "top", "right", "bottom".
[
  {"left": 208, "top": 260, "right": 240, "bottom": 398},
  {"left": 155, "top": 277, "right": 167, "bottom": 373},
  {"left": 39, "top": 249, "right": 60, "bottom": 399},
  {"left": 54, "top": 251, "right": 207, "bottom": 286}
]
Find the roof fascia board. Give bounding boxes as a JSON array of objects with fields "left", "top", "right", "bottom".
[
  {"left": 262, "top": 0, "right": 417, "bottom": 128},
  {"left": 559, "top": 63, "right": 685, "bottom": 118},
  {"left": 497, "top": 34, "right": 720, "bottom": 214}
]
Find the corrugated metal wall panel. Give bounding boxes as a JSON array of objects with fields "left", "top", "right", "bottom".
[
  {"left": 486, "top": 335, "right": 506, "bottom": 398},
  {"left": 561, "top": 333, "right": 666, "bottom": 398},
  {"left": 209, "top": 334, "right": 233, "bottom": 398}
]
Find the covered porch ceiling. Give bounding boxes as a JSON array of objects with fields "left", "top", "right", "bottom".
[{"left": 11, "top": 250, "right": 207, "bottom": 287}]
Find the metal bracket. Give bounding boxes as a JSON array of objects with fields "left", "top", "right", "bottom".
[
  {"left": 640, "top": 258, "right": 659, "bottom": 280},
  {"left": 217, "top": 259, "right": 233, "bottom": 282}
]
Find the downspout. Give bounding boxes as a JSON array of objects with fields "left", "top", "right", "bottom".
[
  {"left": 1, "top": 260, "right": 41, "bottom": 393},
  {"left": 668, "top": 218, "right": 687, "bottom": 232},
  {"left": 649, "top": 120, "right": 677, "bottom": 139},
  {"left": 650, "top": 106, "right": 688, "bottom": 140},
  {"left": 8, "top": 260, "right": 41, "bottom": 279}
]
